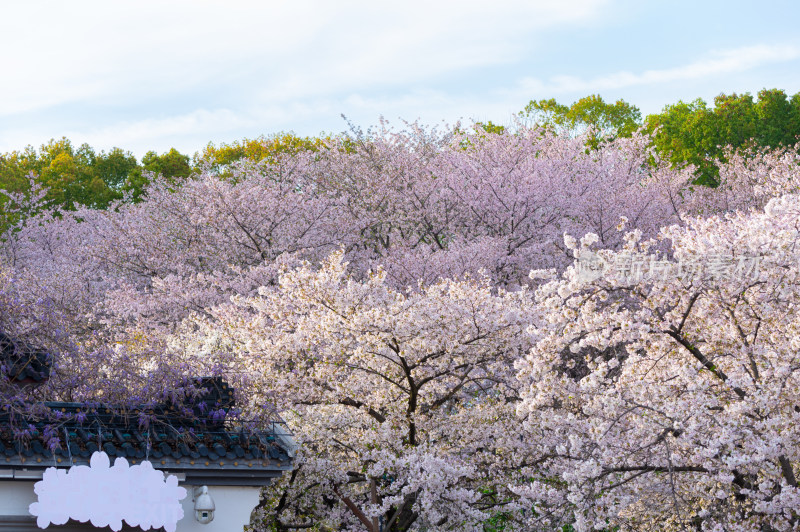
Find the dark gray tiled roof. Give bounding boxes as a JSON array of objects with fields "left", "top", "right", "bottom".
[{"left": 0, "top": 378, "right": 294, "bottom": 485}]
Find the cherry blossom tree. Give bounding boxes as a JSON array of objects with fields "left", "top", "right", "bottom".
[
  {"left": 514, "top": 195, "right": 800, "bottom": 531},
  {"left": 171, "top": 251, "right": 538, "bottom": 531},
  {"left": 1, "top": 160, "right": 352, "bottom": 341},
  {"left": 2, "top": 122, "right": 690, "bottom": 343},
  {"left": 684, "top": 142, "right": 800, "bottom": 217}
]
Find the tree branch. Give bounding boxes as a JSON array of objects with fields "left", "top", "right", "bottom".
[
  {"left": 333, "top": 485, "right": 376, "bottom": 532},
  {"left": 664, "top": 327, "right": 746, "bottom": 399}
]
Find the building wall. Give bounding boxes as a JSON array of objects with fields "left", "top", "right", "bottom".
[
  {"left": 178, "top": 485, "right": 261, "bottom": 532},
  {"left": 0, "top": 481, "right": 262, "bottom": 531},
  {"left": 0, "top": 480, "right": 36, "bottom": 515}
]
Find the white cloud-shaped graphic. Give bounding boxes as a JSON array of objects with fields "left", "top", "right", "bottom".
[{"left": 29, "top": 451, "right": 187, "bottom": 531}]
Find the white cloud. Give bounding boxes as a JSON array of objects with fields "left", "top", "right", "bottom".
[
  {"left": 6, "top": 2, "right": 797, "bottom": 158},
  {"left": 60, "top": 106, "right": 313, "bottom": 156},
  {"left": 48, "top": 89, "right": 510, "bottom": 157},
  {"left": 18, "top": 41, "right": 799, "bottom": 158},
  {"left": 72, "top": 109, "right": 253, "bottom": 146},
  {"left": 509, "top": 44, "right": 800, "bottom": 96},
  {"left": 0, "top": 0, "right": 608, "bottom": 115}
]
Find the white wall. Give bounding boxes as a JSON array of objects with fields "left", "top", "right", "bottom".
[
  {"left": 0, "top": 481, "right": 37, "bottom": 514},
  {"left": 177, "top": 485, "right": 261, "bottom": 532},
  {"left": 0, "top": 480, "right": 262, "bottom": 532}
]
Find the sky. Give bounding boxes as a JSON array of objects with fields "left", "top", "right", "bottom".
[{"left": 2, "top": 0, "right": 800, "bottom": 159}]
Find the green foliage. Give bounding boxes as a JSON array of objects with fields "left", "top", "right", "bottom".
[
  {"left": 521, "top": 98, "right": 570, "bottom": 130},
  {"left": 521, "top": 94, "right": 642, "bottom": 149},
  {"left": 645, "top": 88, "right": 800, "bottom": 186},
  {"left": 483, "top": 510, "right": 513, "bottom": 531},
  {"left": 645, "top": 98, "right": 717, "bottom": 186},
  {"left": 0, "top": 140, "right": 198, "bottom": 209},
  {"left": 477, "top": 485, "right": 518, "bottom": 531},
  {"left": 0, "top": 138, "right": 120, "bottom": 210},
  {"left": 123, "top": 147, "right": 193, "bottom": 201},
  {"left": 0, "top": 146, "right": 37, "bottom": 195},
  {"left": 197, "top": 132, "right": 329, "bottom": 177},
  {"left": 141, "top": 147, "right": 192, "bottom": 178},
  {"left": 94, "top": 147, "right": 139, "bottom": 190},
  {"left": 474, "top": 121, "right": 507, "bottom": 135}
]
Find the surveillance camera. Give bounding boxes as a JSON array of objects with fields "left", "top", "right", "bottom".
[{"left": 193, "top": 486, "right": 215, "bottom": 524}]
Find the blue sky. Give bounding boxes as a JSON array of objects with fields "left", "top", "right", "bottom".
[{"left": 2, "top": 0, "right": 799, "bottom": 159}]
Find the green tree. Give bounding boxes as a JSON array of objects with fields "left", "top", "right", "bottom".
[
  {"left": 473, "top": 121, "right": 507, "bottom": 135},
  {"left": 645, "top": 88, "right": 800, "bottom": 187},
  {"left": 123, "top": 147, "right": 193, "bottom": 200},
  {"left": 0, "top": 138, "right": 119, "bottom": 210},
  {"left": 521, "top": 94, "right": 642, "bottom": 148},
  {"left": 94, "top": 147, "right": 140, "bottom": 191},
  {"left": 0, "top": 146, "right": 38, "bottom": 196},
  {"left": 197, "top": 132, "right": 328, "bottom": 177},
  {"left": 41, "top": 139, "right": 122, "bottom": 208},
  {"left": 520, "top": 98, "right": 570, "bottom": 130},
  {"left": 754, "top": 88, "right": 800, "bottom": 148},
  {"left": 710, "top": 92, "right": 758, "bottom": 148},
  {"left": 141, "top": 147, "right": 192, "bottom": 178},
  {"left": 645, "top": 98, "right": 719, "bottom": 186}
]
